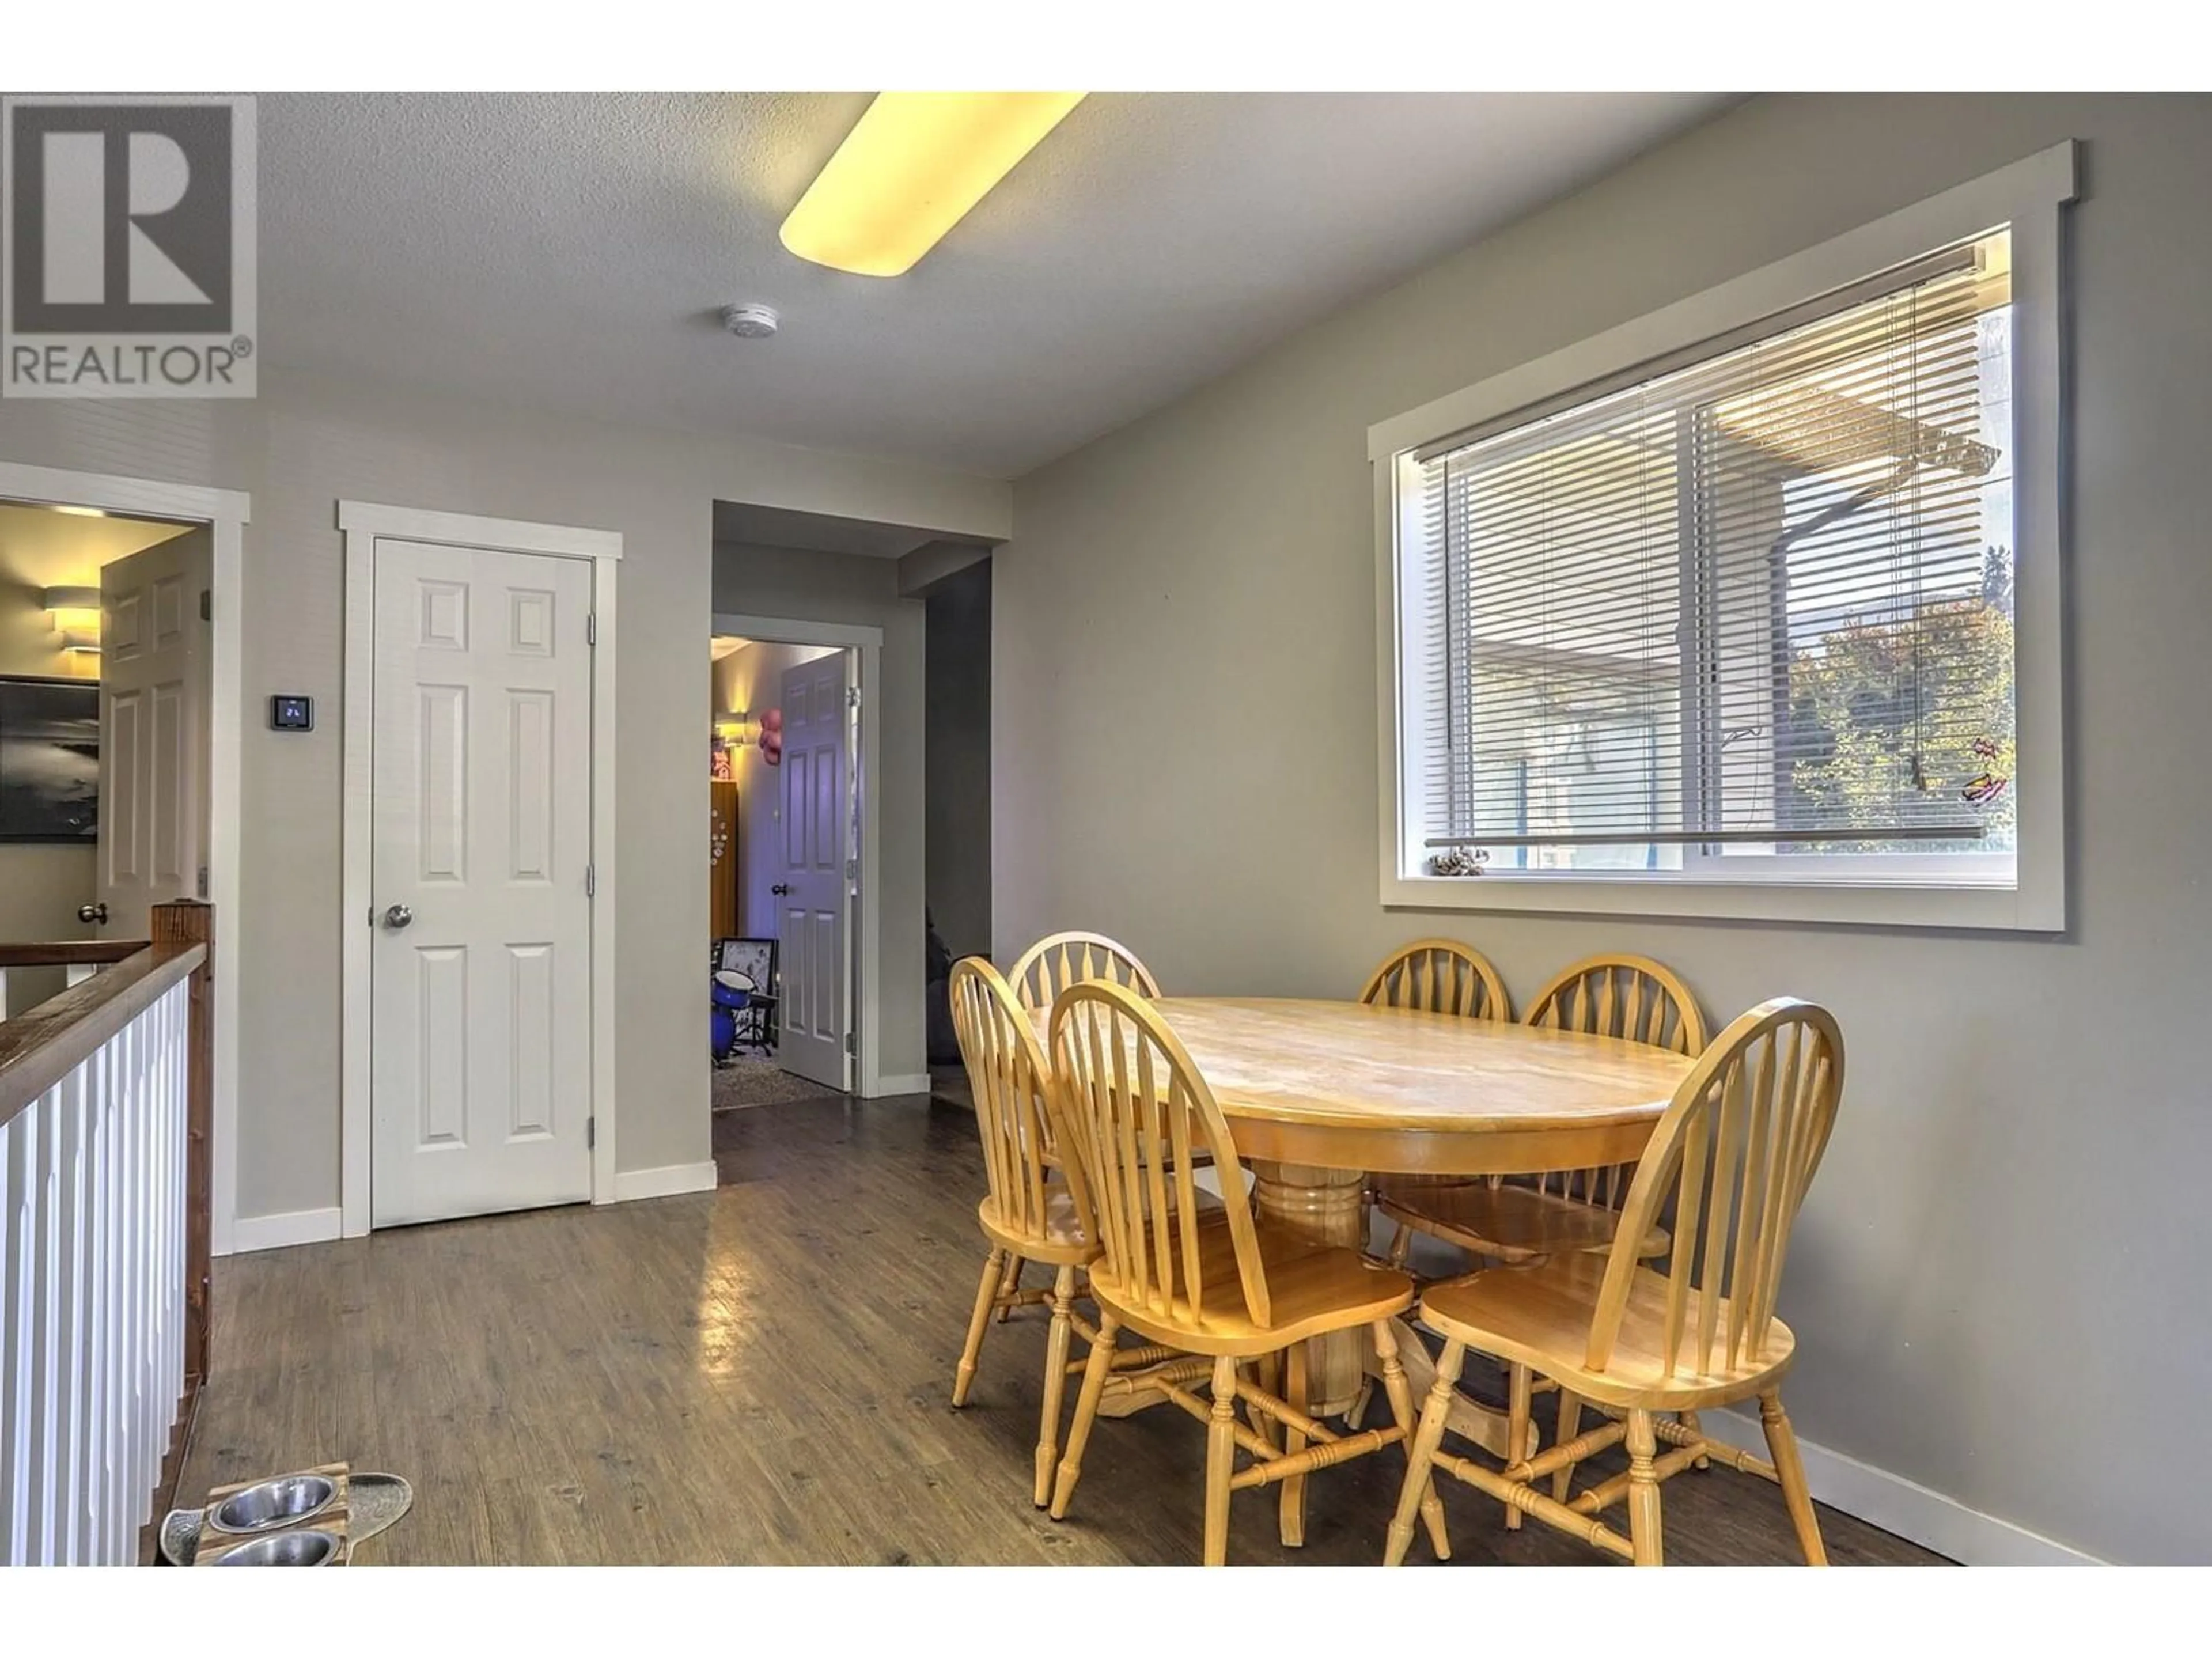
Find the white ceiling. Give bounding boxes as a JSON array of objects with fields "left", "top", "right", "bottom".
[{"left": 260, "top": 93, "right": 1733, "bottom": 479}]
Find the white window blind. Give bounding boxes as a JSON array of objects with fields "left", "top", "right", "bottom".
[{"left": 1413, "top": 230, "right": 2016, "bottom": 875}]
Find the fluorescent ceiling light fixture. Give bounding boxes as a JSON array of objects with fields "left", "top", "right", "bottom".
[
  {"left": 781, "top": 93, "right": 1085, "bottom": 277},
  {"left": 51, "top": 503, "right": 105, "bottom": 517}
]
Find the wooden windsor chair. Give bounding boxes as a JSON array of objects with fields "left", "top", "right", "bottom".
[
  {"left": 1373, "top": 953, "right": 1710, "bottom": 1518},
  {"left": 1382, "top": 997, "right": 1844, "bottom": 1567},
  {"left": 1007, "top": 929, "right": 1161, "bottom": 1013},
  {"left": 1043, "top": 979, "right": 1449, "bottom": 1565},
  {"left": 948, "top": 957, "right": 1141, "bottom": 1507},
  {"left": 987, "top": 931, "right": 1168, "bottom": 1317}
]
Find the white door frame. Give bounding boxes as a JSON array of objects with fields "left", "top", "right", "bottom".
[
  {"left": 711, "top": 612, "right": 895, "bottom": 1097},
  {"left": 340, "top": 501, "right": 621, "bottom": 1238},
  {"left": 0, "top": 459, "right": 249, "bottom": 1257}
]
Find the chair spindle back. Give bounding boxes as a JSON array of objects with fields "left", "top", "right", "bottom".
[
  {"left": 1046, "top": 979, "right": 1271, "bottom": 1329},
  {"left": 1009, "top": 930, "right": 1161, "bottom": 1013},
  {"left": 1359, "top": 939, "right": 1509, "bottom": 1021},
  {"left": 949, "top": 957, "right": 1060, "bottom": 1244},
  {"left": 1525, "top": 954, "right": 1707, "bottom": 1056},
  {"left": 1522, "top": 954, "right": 1708, "bottom": 1210},
  {"left": 1587, "top": 998, "right": 1845, "bottom": 1382}
]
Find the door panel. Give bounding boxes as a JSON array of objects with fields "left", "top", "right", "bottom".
[
  {"left": 775, "top": 652, "right": 850, "bottom": 1090},
  {"left": 370, "top": 539, "right": 593, "bottom": 1228},
  {"left": 97, "top": 528, "right": 212, "bottom": 939}
]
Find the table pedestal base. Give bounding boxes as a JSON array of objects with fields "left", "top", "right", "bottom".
[{"left": 1247, "top": 1160, "right": 1368, "bottom": 1416}]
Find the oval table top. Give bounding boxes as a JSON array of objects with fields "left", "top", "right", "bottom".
[{"left": 1034, "top": 996, "right": 1694, "bottom": 1177}]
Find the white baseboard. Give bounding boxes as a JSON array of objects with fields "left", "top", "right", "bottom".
[
  {"left": 224, "top": 1206, "right": 343, "bottom": 1256},
  {"left": 1699, "top": 1406, "right": 2101, "bottom": 1566},
  {"left": 608, "top": 1161, "right": 719, "bottom": 1203},
  {"left": 872, "top": 1072, "right": 932, "bottom": 1097}
]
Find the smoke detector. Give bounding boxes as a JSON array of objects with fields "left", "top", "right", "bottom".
[{"left": 720, "top": 303, "right": 780, "bottom": 339}]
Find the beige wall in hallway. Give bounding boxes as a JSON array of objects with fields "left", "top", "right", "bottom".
[
  {"left": 0, "top": 370, "right": 1009, "bottom": 1220},
  {"left": 995, "top": 93, "right": 2212, "bottom": 1564}
]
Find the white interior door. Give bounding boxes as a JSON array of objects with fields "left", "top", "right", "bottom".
[
  {"left": 97, "top": 528, "right": 211, "bottom": 940},
  {"left": 370, "top": 538, "right": 594, "bottom": 1228},
  {"left": 776, "top": 652, "right": 851, "bottom": 1091}
]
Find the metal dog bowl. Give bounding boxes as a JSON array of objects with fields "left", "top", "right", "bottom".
[
  {"left": 211, "top": 1528, "right": 342, "bottom": 1566},
  {"left": 207, "top": 1473, "right": 338, "bottom": 1535}
]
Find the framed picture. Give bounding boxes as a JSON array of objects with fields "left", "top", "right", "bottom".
[{"left": 0, "top": 676, "right": 99, "bottom": 843}]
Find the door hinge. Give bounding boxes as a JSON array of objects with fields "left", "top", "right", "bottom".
[
  {"left": 199, "top": 588, "right": 212, "bottom": 623},
  {"left": 196, "top": 865, "right": 209, "bottom": 900},
  {"left": 586, "top": 612, "right": 597, "bottom": 647},
  {"left": 585, "top": 863, "right": 596, "bottom": 898},
  {"left": 843, "top": 1032, "right": 857, "bottom": 1056},
  {"left": 846, "top": 685, "right": 860, "bottom": 710},
  {"left": 587, "top": 1116, "right": 596, "bottom": 1150}
]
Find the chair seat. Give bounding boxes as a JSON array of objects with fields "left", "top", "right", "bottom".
[
  {"left": 1418, "top": 1253, "right": 1797, "bottom": 1411},
  {"left": 1090, "top": 1211, "right": 1414, "bottom": 1355},
  {"left": 1379, "top": 1180, "right": 1669, "bottom": 1264},
  {"left": 977, "top": 1188, "right": 1098, "bottom": 1267}
]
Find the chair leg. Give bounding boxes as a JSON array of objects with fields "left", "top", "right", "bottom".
[
  {"left": 1681, "top": 1409, "right": 1710, "bottom": 1469},
  {"left": 1371, "top": 1319, "right": 1449, "bottom": 1561},
  {"left": 1387, "top": 1222, "right": 1414, "bottom": 1269},
  {"left": 1253, "top": 1352, "right": 1284, "bottom": 1454},
  {"left": 1384, "top": 1339, "right": 1463, "bottom": 1566},
  {"left": 1759, "top": 1391, "right": 1828, "bottom": 1566},
  {"left": 1205, "top": 1354, "right": 1240, "bottom": 1567},
  {"left": 1278, "top": 1341, "right": 1309, "bottom": 1546},
  {"left": 952, "top": 1247, "right": 1003, "bottom": 1407},
  {"left": 994, "top": 1252, "right": 1024, "bottom": 1322},
  {"left": 1503, "top": 1362, "right": 1532, "bottom": 1529},
  {"left": 1551, "top": 1388, "right": 1584, "bottom": 1503},
  {"left": 1626, "top": 1408, "right": 1664, "bottom": 1566},
  {"left": 1033, "top": 1264, "right": 1077, "bottom": 1507},
  {"left": 1343, "top": 1378, "right": 1374, "bottom": 1430},
  {"left": 1049, "top": 1313, "right": 1118, "bottom": 1519}
]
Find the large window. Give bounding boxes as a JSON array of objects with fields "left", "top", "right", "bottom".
[{"left": 1373, "top": 149, "right": 2071, "bottom": 929}]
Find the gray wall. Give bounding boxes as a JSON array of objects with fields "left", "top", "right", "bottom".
[
  {"left": 0, "top": 369, "right": 1007, "bottom": 1221},
  {"left": 994, "top": 93, "right": 2212, "bottom": 1565},
  {"left": 712, "top": 541, "right": 932, "bottom": 1084},
  {"left": 925, "top": 559, "right": 993, "bottom": 959}
]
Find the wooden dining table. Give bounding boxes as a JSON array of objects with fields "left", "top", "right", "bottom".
[{"left": 1029, "top": 994, "right": 1694, "bottom": 1465}]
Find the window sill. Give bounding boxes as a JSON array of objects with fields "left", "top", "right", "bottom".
[{"left": 1379, "top": 871, "right": 2061, "bottom": 934}]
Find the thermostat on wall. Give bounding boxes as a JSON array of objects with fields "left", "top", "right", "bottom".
[{"left": 270, "top": 695, "right": 313, "bottom": 731}]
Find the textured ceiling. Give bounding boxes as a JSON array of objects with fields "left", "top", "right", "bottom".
[{"left": 259, "top": 92, "right": 1734, "bottom": 479}]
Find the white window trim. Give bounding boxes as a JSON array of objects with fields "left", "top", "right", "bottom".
[{"left": 1370, "top": 142, "right": 2076, "bottom": 934}]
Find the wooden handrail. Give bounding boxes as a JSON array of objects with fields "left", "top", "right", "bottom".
[
  {"left": 0, "top": 938, "right": 206, "bottom": 1131},
  {"left": 0, "top": 940, "right": 149, "bottom": 969}
]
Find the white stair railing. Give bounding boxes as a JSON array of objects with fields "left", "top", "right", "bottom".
[{"left": 0, "top": 909, "right": 212, "bottom": 1567}]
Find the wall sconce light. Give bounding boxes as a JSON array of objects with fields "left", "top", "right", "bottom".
[
  {"left": 42, "top": 585, "right": 101, "bottom": 654},
  {"left": 715, "top": 709, "right": 760, "bottom": 747}
]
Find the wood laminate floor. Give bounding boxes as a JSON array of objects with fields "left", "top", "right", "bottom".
[{"left": 176, "top": 1096, "right": 1945, "bottom": 1566}]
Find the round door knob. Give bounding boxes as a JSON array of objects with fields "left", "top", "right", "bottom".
[
  {"left": 382, "top": 904, "right": 415, "bottom": 930},
  {"left": 771, "top": 883, "right": 792, "bottom": 896},
  {"left": 78, "top": 902, "right": 108, "bottom": 925}
]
